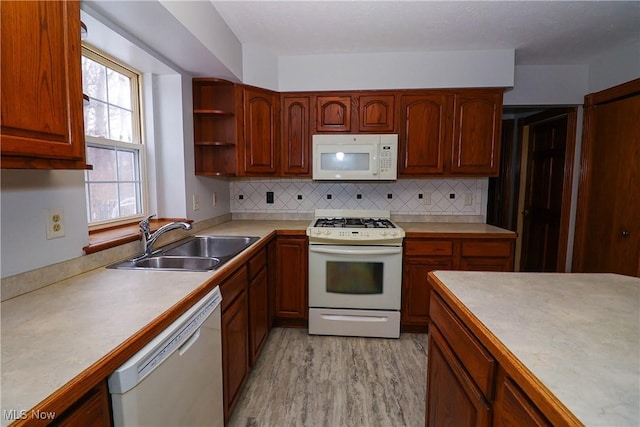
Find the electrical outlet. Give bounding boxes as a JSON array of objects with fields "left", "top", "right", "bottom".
[
  {"left": 422, "top": 192, "right": 432, "bottom": 205},
  {"left": 464, "top": 192, "right": 474, "bottom": 206},
  {"left": 212, "top": 192, "right": 217, "bottom": 207},
  {"left": 46, "top": 209, "right": 65, "bottom": 239},
  {"left": 192, "top": 194, "right": 200, "bottom": 211}
]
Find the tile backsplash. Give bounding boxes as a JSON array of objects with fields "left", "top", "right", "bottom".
[{"left": 231, "top": 178, "right": 488, "bottom": 220}]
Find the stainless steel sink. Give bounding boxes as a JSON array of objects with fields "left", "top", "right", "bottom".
[
  {"left": 133, "top": 256, "right": 221, "bottom": 271},
  {"left": 107, "top": 235, "right": 260, "bottom": 271},
  {"left": 162, "top": 236, "right": 260, "bottom": 258}
]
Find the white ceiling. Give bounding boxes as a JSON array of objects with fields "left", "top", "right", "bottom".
[{"left": 212, "top": 0, "right": 640, "bottom": 65}]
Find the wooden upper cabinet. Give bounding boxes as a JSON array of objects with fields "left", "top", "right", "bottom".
[
  {"left": 358, "top": 94, "right": 395, "bottom": 132},
  {"left": 316, "top": 96, "right": 352, "bottom": 132},
  {"left": 281, "top": 96, "right": 311, "bottom": 176},
  {"left": 192, "top": 79, "right": 239, "bottom": 176},
  {"left": 399, "top": 93, "right": 452, "bottom": 175},
  {"left": 1, "top": 0, "right": 88, "bottom": 169},
  {"left": 240, "top": 86, "right": 279, "bottom": 175},
  {"left": 451, "top": 90, "right": 503, "bottom": 176}
]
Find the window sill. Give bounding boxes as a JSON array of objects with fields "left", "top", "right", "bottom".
[{"left": 83, "top": 218, "right": 192, "bottom": 254}]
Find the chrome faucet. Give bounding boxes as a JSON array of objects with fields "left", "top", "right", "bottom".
[{"left": 139, "top": 214, "right": 192, "bottom": 257}]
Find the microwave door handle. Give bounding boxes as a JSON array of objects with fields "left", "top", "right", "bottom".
[
  {"left": 309, "top": 246, "right": 401, "bottom": 256},
  {"left": 372, "top": 145, "right": 378, "bottom": 176}
]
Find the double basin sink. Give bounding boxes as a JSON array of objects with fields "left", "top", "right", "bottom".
[{"left": 108, "top": 235, "right": 260, "bottom": 272}]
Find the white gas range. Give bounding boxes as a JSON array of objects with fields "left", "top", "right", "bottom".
[{"left": 306, "top": 210, "right": 405, "bottom": 338}]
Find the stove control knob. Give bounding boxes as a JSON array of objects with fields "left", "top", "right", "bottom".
[
  {"left": 324, "top": 230, "right": 331, "bottom": 235},
  {"left": 314, "top": 229, "right": 321, "bottom": 235},
  {"left": 391, "top": 230, "right": 397, "bottom": 236},
  {"left": 381, "top": 231, "right": 388, "bottom": 236}
]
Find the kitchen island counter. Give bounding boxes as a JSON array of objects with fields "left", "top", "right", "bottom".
[{"left": 428, "top": 271, "right": 640, "bottom": 426}]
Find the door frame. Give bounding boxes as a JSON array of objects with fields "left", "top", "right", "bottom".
[
  {"left": 572, "top": 78, "right": 640, "bottom": 272},
  {"left": 514, "top": 108, "right": 578, "bottom": 271}
]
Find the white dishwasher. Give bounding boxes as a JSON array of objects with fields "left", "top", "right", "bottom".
[{"left": 108, "top": 286, "right": 223, "bottom": 427}]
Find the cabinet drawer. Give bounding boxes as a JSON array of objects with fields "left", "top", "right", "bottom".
[
  {"left": 405, "top": 240, "right": 453, "bottom": 256},
  {"left": 461, "top": 240, "right": 512, "bottom": 257},
  {"left": 430, "top": 293, "right": 495, "bottom": 398},
  {"left": 248, "top": 248, "right": 267, "bottom": 280},
  {"left": 220, "top": 266, "right": 248, "bottom": 312}
]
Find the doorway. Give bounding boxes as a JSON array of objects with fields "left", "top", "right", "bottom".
[{"left": 487, "top": 107, "right": 578, "bottom": 272}]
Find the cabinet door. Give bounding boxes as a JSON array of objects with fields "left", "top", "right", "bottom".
[
  {"left": 274, "top": 237, "right": 308, "bottom": 326},
  {"left": 451, "top": 90, "right": 503, "bottom": 176},
  {"left": 427, "top": 326, "right": 491, "bottom": 427},
  {"left": 402, "top": 257, "right": 453, "bottom": 331},
  {"left": 221, "top": 274, "right": 249, "bottom": 421},
  {"left": 52, "top": 382, "right": 111, "bottom": 427},
  {"left": 281, "top": 96, "right": 311, "bottom": 176},
  {"left": 1, "top": 0, "right": 87, "bottom": 169},
  {"left": 249, "top": 267, "right": 269, "bottom": 366},
  {"left": 399, "top": 94, "right": 452, "bottom": 175},
  {"left": 358, "top": 94, "right": 395, "bottom": 132},
  {"left": 493, "top": 373, "right": 551, "bottom": 427},
  {"left": 316, "top": 96, "right": 352, "bottom": 132},
  {"left": 241, "top": 87, "right": 278, "bottom": 174}
]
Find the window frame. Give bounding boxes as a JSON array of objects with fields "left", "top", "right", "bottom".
[{"left": 82, "top": 45, "right": 149, "bottom": 231}]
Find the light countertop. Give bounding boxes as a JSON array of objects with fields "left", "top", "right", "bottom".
[
  {"left": 431, "top": 271, "right": 640, "bottom": 427},
  {"left": 1, "top": 219, "right": 508, "bottom": 424},
  {"left": 398, "top": 221, "right": 516, "bottom": 236}
]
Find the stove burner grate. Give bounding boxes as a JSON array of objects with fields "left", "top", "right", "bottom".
[{"left": 313, "top": 217, "right": 396, "bottom": 229}]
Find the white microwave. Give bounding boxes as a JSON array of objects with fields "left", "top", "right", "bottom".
[{"left": 312, "top": 134, "right": 398, "bottom": 181}]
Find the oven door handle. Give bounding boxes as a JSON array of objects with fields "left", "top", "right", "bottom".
[{"left": 309, "top": 246, "right": 401, "bottom": 256}]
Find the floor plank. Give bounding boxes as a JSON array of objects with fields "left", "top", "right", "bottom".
[{"left": 228, "top": 328, "right": 428, "bottom": 427}]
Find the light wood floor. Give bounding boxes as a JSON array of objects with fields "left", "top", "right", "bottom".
[{"left": 228, "top": 328, "right": 428, "bottom": 427}]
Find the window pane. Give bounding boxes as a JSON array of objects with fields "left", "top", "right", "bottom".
[
  {"left": 109, "top": 106, "right": 133, "bottom": 143},
  {"left": 86, "top": 146, "right": 116, "bottom": 181},
  {"left": 117, "top": 150, "right": 137, "bottom": 181},
  {"left": 82, "top": 56, "right": 107, "bottom": 101},
  {"left": 84, "top": 100, "right": 109, "bottom": 139},
  {"left": 87, "top": 183, "right": 118, "bottom": 222},
  {"left": 117, "top": 183, "right": 140, "bottom": 217},
  {"left": 107, "top": 69, "right": 132, "bottom": 109}
]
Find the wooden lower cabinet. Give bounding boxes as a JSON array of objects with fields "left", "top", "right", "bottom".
[
  {"left": 402, "top": 257, "right": 453, "bottom": 332},
  {"left": 493, "top": 370, "right": 552, "bottom": 427},
  {"left": 249, "top": 268, "right": 268, "bottom": 365},
  {"left": 427, "top": 326, "right": 491, "bottom": 427},
  {"left": 221, "top": 266, "right": 250, "bottom": 422},
  {"left": 402, "top": 236, "right": 514, "bottom": 331},
  {"left": 51, "top": 381, "right": 112, "bottom": 427},
  {"left": 427, "top": 286, "right": 560, "bottom": 427},
  {"left": 274, "top": 235, "right": 308, "bottom": 327}
]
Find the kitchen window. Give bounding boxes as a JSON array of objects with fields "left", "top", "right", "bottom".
[{"left": 82, "top": 46, "right": 146, "bottom": 228}]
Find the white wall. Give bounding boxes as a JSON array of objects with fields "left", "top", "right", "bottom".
[
  {"left": 242, "top": 44, "right": 279, "bottom": 91},
  {"left": 1, "top": 170, "right": 89, "bottom": 277},
  {"left": 588, "top": 39, "right": 640, "bottom": 93},
  {"left": 503, "top": 65, "right": 589, "bottom": 106},
  {"left": 277, "top": 49, "right": 515, "bottom": 91},
  {"left": 158, "top": 0, "right": 243, "bottom": 80}
]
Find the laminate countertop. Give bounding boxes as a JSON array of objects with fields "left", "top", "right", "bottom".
[
  {"left": 430, "top": 271, "right": 640, "bottom": 426},
  {"left": 1, "top": 219, "right": 509, "bottom": 425},
  {"left": 0, "top": 220, "right": 306, "bottom": 426}
]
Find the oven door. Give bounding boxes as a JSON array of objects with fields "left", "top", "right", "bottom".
[{"left": 308, "top": 244, "right": 402, "bottom": 310}]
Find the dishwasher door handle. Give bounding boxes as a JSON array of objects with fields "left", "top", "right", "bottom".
[{"left": 178, "top": 328, "right": 201, "bottom": 356}]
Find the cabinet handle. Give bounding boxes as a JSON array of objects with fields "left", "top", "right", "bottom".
[{"left": 621, "top": 230, "right": 630, "bottom": 238}]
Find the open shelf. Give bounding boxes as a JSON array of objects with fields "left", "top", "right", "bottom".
[{"left": 193, "top": 78, "right": 238, "bottom": 176}]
